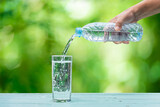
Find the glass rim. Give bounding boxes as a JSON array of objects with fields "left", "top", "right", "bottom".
[{"left": 52, "top": 55, "right": 72, "bottom": 57}]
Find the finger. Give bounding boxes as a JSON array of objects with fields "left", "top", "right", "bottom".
[
  {"left": 109, "top": 15, "right": 119, "bottom": 22},
  {"left": 115, "top": 21, "right": 122, "bottom": 31},
  {"left": 114, "top": 41, "right": 122, "bottom": 44},
  {"left": 131, "top": 21, "right": 137, "bottom": 23},
  {"left": 109, "top": 18, "right": 117, "bottom": 23},
  {"left": 123, "top": 41, "right": 129, "bottom": 44}
]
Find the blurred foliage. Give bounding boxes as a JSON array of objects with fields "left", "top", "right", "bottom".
[{"left": 0, "top": 0, "right": 160, "bottom": 93}]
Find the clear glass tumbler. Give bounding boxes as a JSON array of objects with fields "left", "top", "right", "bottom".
[{"left": 52, "top": 55, "right": 72, "bottom": 102}]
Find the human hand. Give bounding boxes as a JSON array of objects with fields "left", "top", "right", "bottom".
[
  {"left": 104, "top": 8, "right": 137, "bottom": 44},
  {"left": 104, "top": 0, "right": 160, "bottom": 44}
]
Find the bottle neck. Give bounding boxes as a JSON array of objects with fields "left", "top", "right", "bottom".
[{"left": 74, "top": 27, "right": 82, "bottom": 37}]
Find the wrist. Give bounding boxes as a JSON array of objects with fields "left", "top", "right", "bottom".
[
  {"left": 129, "top": 7, "right": 139, "bottom": 22},
  {"left": 129, "top": 0, "right": 148, "bottom": 21}
]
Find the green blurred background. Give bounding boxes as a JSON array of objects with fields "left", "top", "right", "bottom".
[{"left": 0, "top": 0, "right": 160, "bottom": 93}]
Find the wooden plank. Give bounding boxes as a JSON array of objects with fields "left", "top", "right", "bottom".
[{"left": 0, "top": 93, "right": 160, "bottom": 107}]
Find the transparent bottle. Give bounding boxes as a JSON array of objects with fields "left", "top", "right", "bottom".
[{"left": 74, "top": 22, "right": 143, "bottom": 42}]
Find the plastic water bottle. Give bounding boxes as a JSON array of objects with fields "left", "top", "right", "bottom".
[{"left": 74, "top": 22, "right": 143, "bottom": 42}]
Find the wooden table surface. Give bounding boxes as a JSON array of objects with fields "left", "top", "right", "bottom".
[{"left": 0, "top": 93, "right": 160, "bottom": 107}]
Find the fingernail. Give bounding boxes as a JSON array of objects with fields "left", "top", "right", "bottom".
[{"left": 115, "top": 26, "right": 120, "bottom": 31}]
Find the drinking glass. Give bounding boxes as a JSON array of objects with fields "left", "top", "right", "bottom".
[{"left": 52, "top": 55, "right": 72, "bottom": 102}]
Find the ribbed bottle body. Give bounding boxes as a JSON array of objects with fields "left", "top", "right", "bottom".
[{"left": 80, "top": 22, "right": 143, "bottom": 42}]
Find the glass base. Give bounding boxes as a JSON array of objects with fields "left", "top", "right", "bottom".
[{"left": 53, "top": 99, "right": 71, "bottom": 102}]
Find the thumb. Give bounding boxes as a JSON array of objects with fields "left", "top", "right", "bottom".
[{"left": 115, "top": 21, "right": 123, "bottom": 31}]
